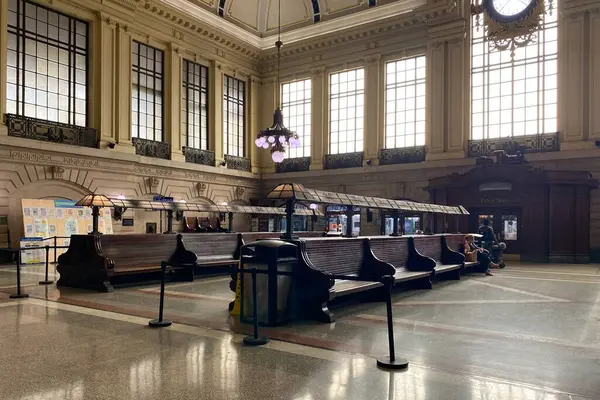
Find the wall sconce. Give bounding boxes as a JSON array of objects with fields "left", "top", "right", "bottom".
[
  {"left": 220, "top": 161, "right": 227, "bottom": 167},
  {"left": 107, "top": 142, "right": 116, "bottom": 149},
  {"left": 365, "top": 159, "right": 372, "bottom": 166}
]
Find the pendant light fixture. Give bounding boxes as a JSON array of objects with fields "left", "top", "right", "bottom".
[{"left": 254, "top": 0, "right": 300, "bottom": 163}]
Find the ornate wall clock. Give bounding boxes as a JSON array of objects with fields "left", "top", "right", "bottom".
[{"left": 471, "top": 0, "right": 553, "bottom": 56}]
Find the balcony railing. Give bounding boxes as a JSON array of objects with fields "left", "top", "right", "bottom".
[
  {"left": 324, "top": 152, "right": 363, "bottom": 170},
  {"left": 468, "top": 132, "right": 560, "bottom": 157},
  {"left": 132, "top": 137, "right": 170, "bottom": 160},
  {"left": 5, "top": 114, "right": 98, "bottom": 148},
  {"left": 276, "top": 157, "right": 310, "bottom": 173},
  {"left": 183, "top": 147, "right": 215, "bottom": 167},
  {"left": 225, "top": 155, "right": 251, "bottom": 172},
  {"left": 379, "top": 146, "right": 427, "bottom": 165}
]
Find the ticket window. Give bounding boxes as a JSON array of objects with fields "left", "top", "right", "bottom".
[
  {"left": 327, "top": 213, "right": 360, "bottom": 235},
  {"left": 384, "top": 215, "right": 421, "bottom": 235}
]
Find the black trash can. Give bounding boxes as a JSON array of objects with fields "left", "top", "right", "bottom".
[{"left": 240, "top": 240, "right": 297, "bottom": 326}]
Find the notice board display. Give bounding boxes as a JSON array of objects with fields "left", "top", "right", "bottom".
[{"left": 20, "top": 199, "right": 114, "bottom": 263}]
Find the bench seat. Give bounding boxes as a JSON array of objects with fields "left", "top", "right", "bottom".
[
  {"left": 442, "top": 235, "right": 481, "bottom": 273},
  {"left": 408, "top": 235, "right": 464, "bottom": 281},
  {"left": 179, "top": 233, "right": 241, "bottom": 271},
  {"left": 393, "top": 267, "right": 432, "bottom": 283},
  {"left": 434, "top": 262, "right": 461, "bottom": 274},
  {"left": 333, "top": 278, "right": 383, "bottom": 298}
]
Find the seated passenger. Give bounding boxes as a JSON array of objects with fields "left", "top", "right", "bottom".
[{"left": 462, "top": 234, "right": 499, "bottom": 276}]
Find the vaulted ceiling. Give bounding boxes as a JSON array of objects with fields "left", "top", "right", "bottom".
[{"left": 161, "top": 0, "right": 425, "bottom": 49}]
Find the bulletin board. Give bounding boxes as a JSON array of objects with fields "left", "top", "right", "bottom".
[{"left": 20, "top": 199, "right": 114, "bottom": 263}]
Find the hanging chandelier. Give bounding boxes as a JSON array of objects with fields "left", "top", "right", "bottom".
[{"left": 254, "top": 0, "right": 300, "bottom": 163}]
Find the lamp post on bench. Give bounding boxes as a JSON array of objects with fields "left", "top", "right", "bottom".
[
  {"left": 164, "top": 210, "right": 174, "bottom": 234},
  {"left": 390, "top": 211, "right": 401, "bottom": 237},
  {"left": 344, "top": 206, "right": 354, "bottom": 238},
  {"left": 75, "top": 193, "right": 114, "bottom": 235}
]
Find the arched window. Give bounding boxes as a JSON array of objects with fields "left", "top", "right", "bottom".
[{"left": 471, "top": 2, "right": 558, "bottom": 140}]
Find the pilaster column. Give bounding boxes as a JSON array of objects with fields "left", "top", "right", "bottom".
[
  {"left": 0, "top": 0, "right": 9, "bottom": 135},
  {"left": 248, "top": 75, "right": 261, "bottom": 172},
  {"left": 310, "top": 67, "right": 326, "bottom": 170},
  {"left": 426, "top": 20, "right": 468, "bottom": 160},
  {"left": 96, "top": 14, "right": 116, "bottom": 147},
  {"left": 210, "top": 61, "right": 224, "bottom": 165},
  {"left": 561, "top": 11, "right": 586, "bottom": 146},
  {"left": 166, "top": 44, "right": 184, "bottom": 161},
  {"left": 364, "top": 56, "right": 382, "bottom": 165},
  {"left": 588, "top": 10, "right": 600, "bottom": 139},
  {"left": 114, "top": 24, "right": 134, "bottom": 152},
  {"left": 258, "top": 77, "right": 276, "bottom": 172},
  {"left": 426, "top": 41, "right": 446, "bottom": 156}
]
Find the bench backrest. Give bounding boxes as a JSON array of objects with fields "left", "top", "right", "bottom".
[
  {"left": 242, "top": 231, "right": 324, "bottom": 243},
  {"left": 99, "top": 234, "right": 178, "bottom": 269},
  {"left": 180, "top": 233, "right": 239, "bottom": 257},
  {"left": 414, "top": 236, "right": 442, "bottom": 261},
  {"left": 303, "top": 238, "right": 364, "bottom": 276},
  {"left": 369, "top": 237, "right": 409, "bottom": 268},
  {"left": 444, "top": 234, "right": 465, "bottom": 252}
]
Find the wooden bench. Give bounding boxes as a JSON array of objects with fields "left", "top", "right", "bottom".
[
  {"left": 442, "top": 234, "right": 480, "bottom": 271},
  {"left": 57, "top": 233, "right": 197, "bottom": 292},
  {"left": 294, "top": 237, "right": 395, "bottom": 323},
  {"left": 179, "top": 233, "right": 241, "bottom": 272},
  {"left": 241, "top": 231, "right": 325, "bottom": 243},
  {"left": 368, "top": 237, "right": 434, "bottom": 289},
  {"left": 407, "top": 235, "right": 464, "bottom": 280}
]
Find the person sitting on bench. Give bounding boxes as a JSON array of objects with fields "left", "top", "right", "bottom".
[{"left": 462, "top": 234, "right": 499, "bottom": 276}]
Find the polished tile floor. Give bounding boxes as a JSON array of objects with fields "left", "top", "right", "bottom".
[{"left": 0, "top": 263, "right": 599, "bottom": 399}]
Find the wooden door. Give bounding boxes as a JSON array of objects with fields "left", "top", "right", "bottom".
[{"left": 469, "top": 207, "right": 521, "bottom": 254}]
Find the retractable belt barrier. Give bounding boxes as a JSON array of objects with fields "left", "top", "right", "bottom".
[
  {"left": 151, "top": 261, "right": 409, "bottom": 371},
  {"left": 0, "top": 244, "right": 70, "bottom": 298}
]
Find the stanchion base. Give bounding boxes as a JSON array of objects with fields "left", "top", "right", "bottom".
[
  {"left": 243, "top": 336, "right": 269, "bottom": 346},
  {"left": 39, "top": 280, "right": 54, "bottom": 285},
  {"left": 377, "top": 357, "right": 409, "bottom": 370},
  {"left": 9, "top": 293, "right": 29, "bottom": 299},
  {"left": 148, "top": 319, "right": 172, "bottom": 328}
]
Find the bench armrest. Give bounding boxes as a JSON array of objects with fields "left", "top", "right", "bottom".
[
  {"left": 361, "top": 238, "right": 396, "bottom": 280},
  {"left": 406, "top": 237, "right": 436, "bottom": 272},
  {"left": 168, "top": 234, "right": 198, "bottom": 266},
  {"left": 441, "top": 236, "right": 465, "bottom": 265}
]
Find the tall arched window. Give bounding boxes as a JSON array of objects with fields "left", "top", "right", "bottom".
[{"left": 471, "top": 2, "right": 558, "bottom": 140}]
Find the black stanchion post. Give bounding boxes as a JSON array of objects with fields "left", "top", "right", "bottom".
[
  {"left": 10, "top": 252, "right": 29, "bottom": 299},
  {"left": 243, "top": 267, "right": 269, "bottom": 346},
  {"left": 39, "top": 245, "right": 53, "bottom": 285},
  {"left": 377, "top": 275, "right": 408, "bottom": 370},
  {"left": 53, "top": 237, "right": 57, "bottom": 263},
  {"left": 149, "top": 261, "right": 172, "bottom": 327}
]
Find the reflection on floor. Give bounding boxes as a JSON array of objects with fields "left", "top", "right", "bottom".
[{"left": 0, "top": 263, "right": 599, "bottom": 399}]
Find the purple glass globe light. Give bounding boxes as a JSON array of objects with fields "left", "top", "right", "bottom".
[
  {"left": 255, "top": 138, "right": 263, "bottom": 147},
  {"left": 262, "top": 142, "right": 269, "bottom": 149},
  {"left": 268, "top": 136, "right": 276, "bottom": 143},
  {"left": 271, "top": 151, "right": 286, "bottom": 163},
  {"left": 278, "top": 135, "right": 286, "bottom": 144},
  {"left": 291, "top": 137, "right": 301, "bottom": 148},
  {"left": 309, "top": 203, "right": 318, "bottom": 210}
]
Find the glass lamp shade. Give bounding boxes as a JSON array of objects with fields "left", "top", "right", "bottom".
[
  {"left": 75, "top": 193, "right": 115, "bottom": 208},
  {"left": 271, "top": 151, "right": 286, "bottom": 163},
  {"left": 268, "top": 136, "right": 276, "bottom": 143},
  {"left": 265, "top": 183, "right": 308, "bottom": 200}
]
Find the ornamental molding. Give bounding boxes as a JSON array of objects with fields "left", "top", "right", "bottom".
[
  {"left": 561, "top": 0, "right": 600, "bottom": 17},
  {"left": 63, "top": 157, "right": 100, "bottom": 168},
  {"left": 10, "top": 151, "right": 52, "bottom": 163}
]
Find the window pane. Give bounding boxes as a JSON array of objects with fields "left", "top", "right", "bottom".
[
  {"left": 5, "top": 0, "right": 88, "bottom": 126},
  {"left": 384, "top": 55, "right": 426, "bottom": 149},
  {"left": 223, "top": 76, "right": 246, "bottom": 157},
  {"left": 182, "top": 60, "right": 209, "bottom": 150},
  {"left": 131, "top": 42, "right": 164, "bottom": 142},
  {"left": 329, "top": 69, "right": 364, "bottom": 154},
  {"left": 282, "top": 78, "right": 311, "bottom": 158},
  {"left": 471, "top": 2, "right": 557, "bottom": 139}
]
